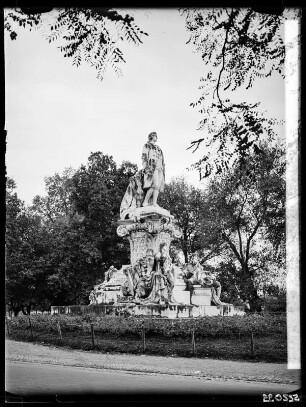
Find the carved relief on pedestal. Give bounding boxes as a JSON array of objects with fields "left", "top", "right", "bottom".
[
  {"left": 117, "top": 214, "right": 182, "bottom": 265},
  {"left": 128, "top": 231, "right": 153, "bottom": 266},
  {"left": 153, "top": 231, "right": 172, "bottom": 256}
]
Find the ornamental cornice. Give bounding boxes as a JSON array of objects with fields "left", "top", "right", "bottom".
[{"left": 117, "top": 217, "right": 182, "bottom": 239}]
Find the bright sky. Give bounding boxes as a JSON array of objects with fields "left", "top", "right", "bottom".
[{"left": 5, "top": 8, "right": 285, "bottom": 205}]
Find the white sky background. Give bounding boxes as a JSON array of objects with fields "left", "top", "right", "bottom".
[{"left": 5, "top": 8, "right": 285, "bottom": 205}]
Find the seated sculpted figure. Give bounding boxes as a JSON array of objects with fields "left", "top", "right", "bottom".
[
  {"left": 197, "top": 269, "right": 223, "bottom": 305},
  {"left": 182, "top": 252, "right": 204, "bottom": 293},
  {"left": 123, "top": 259, "right": 144, "bottom": 297},
  {"left": 123, "top": 249, "right": 155, "bottom": 301},
  {"left": 197, "top": 269, "right": 221, "bottom": 296},
  {"left": 134, "top": 249, "right": 155, "bottom": 301},
  {"left": 134, "top": 267, "right": 151, "bottom": 300},
  {"left": 142, "top": 244, "right": 176, "bottom": 304},
  {"left": 141, "top": 257, "right": 168, "bottom": 304}
]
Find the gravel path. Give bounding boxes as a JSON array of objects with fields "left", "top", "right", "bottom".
[{"left": 6, "top": 339, "right": 300, "bottom": 385}]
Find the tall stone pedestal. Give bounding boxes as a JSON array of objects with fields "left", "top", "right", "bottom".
[{"left": 117, "top": 206, "right": 181, "bottom": 265}]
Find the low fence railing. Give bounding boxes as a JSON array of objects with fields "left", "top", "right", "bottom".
[{"left": 5, "top": 313, "right": 287, "bottom": 360}]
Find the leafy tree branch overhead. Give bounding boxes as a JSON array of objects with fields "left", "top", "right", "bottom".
[
  {"left": 4, "top": 7, "right": 148, "bottom": 79},
  {"left": 181, "top": 8, "right": 300, "bottom": 178},
  {"left": 5, "top": 7, "right": 297, "bottom": 179}
]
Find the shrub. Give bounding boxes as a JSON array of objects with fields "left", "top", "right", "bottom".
[{"left": 7, "top": 312, "right": 286, "bottom": 339}]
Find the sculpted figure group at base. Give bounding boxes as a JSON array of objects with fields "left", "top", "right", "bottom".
[
  {"left": 124, "top": 244, "right": 177, "bottom": 305},
  {"left": 120, "top": 132, "right": 166, "bottom": 220},
  {"left": 120, "top": 248, "right": 224, "bottom": 306},
  {"left": 89, "top": 248, "right": 225, "bottom": 306}
]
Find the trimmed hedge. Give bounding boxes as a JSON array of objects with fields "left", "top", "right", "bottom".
[{"left": 7, "top": 312, "right": 286, "bottom": 338}]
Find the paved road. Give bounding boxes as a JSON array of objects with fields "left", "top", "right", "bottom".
[
  {"left": 6, "top": 339, "right": 300, "bottom": 385},
  {"left": 6, "top": 361, "right": 300, "bottom": 403}
]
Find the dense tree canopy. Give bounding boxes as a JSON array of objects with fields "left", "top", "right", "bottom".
[
  {"left": 70, "top": 152, "right": 137, "bottom": 269},
  {"left": 196, "top": 142, "right": 285, "bottom": 303},
  {"left": 6, "top": 141, "right": 285, "bottom": 313},
  {"left": 159, "top": 177, "right": 205, "bottom": 259},
  {"left": 6, "top": 178, "right": 52, "bottom": 315},
  {"left": 5, "top": 153, "right": 138, "bottom": 313}
]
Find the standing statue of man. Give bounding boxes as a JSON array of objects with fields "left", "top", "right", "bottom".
[{"left": 141, "top": 132, "right": 165, "bottom": 207}]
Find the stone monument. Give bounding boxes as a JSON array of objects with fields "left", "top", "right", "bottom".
[{"left": 88, "top": 132, "right": 244, "bottom": 318}]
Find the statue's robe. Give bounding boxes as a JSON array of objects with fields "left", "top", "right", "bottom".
[
  {"left": 120, "top": 171, "right": 144, "bottom": 219},
  {"left": 141, "top": 257, "right": 177, "bottom": 304},
  {"left": 142, "top": 142, "right": 165, "bottom": 192},
  {"left": 142, "top": 267, "right": 169, "bottom": 304}
]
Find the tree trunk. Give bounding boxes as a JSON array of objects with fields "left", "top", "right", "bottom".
[
  {"left": 183, "top": 246, "right": 188, "bottom": 262},
  {"left": 13, "top": 307, "right": 21, "bottom": 317},
  {"left": 26, "top": 304, "right": 32, "bottom": 315},
  {"left": 239, "top": 257, "right": 260, "bottom": 301},
  {"left": 181, "top": 233, "right": 189, "bottom": 261},
  {"left": 241, "top": 262, "right": 249, "bottom": 276},
  {"left": 21, "top": 306, "right": 28, "bottom": 315},
  {"left": 240, "top": 272, "right": 258, "bottom": 303}
]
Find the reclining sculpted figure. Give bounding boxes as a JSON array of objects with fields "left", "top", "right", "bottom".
[{"left": 182, "top": 252, "right": 224, "bottom": 305}]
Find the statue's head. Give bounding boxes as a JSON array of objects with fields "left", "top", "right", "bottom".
[{"left": 148, "top": 132, "right": 157, "bottom": 143}]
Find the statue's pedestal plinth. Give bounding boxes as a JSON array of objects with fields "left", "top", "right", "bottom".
[
  {"left": 97, "top": 288, "right": 122, "bottom": 305},
  {"left": 51, "top": 304, "right": 245, "bottom": 318},
  {"left": 191, "top": 286, "right": 212, "bottom": 306},
  {"left": 93, "top": 268, "right": 127, "bottom": 305},
  {"left": 172, "top": 284, "right": 190, "bottom": 305}
]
